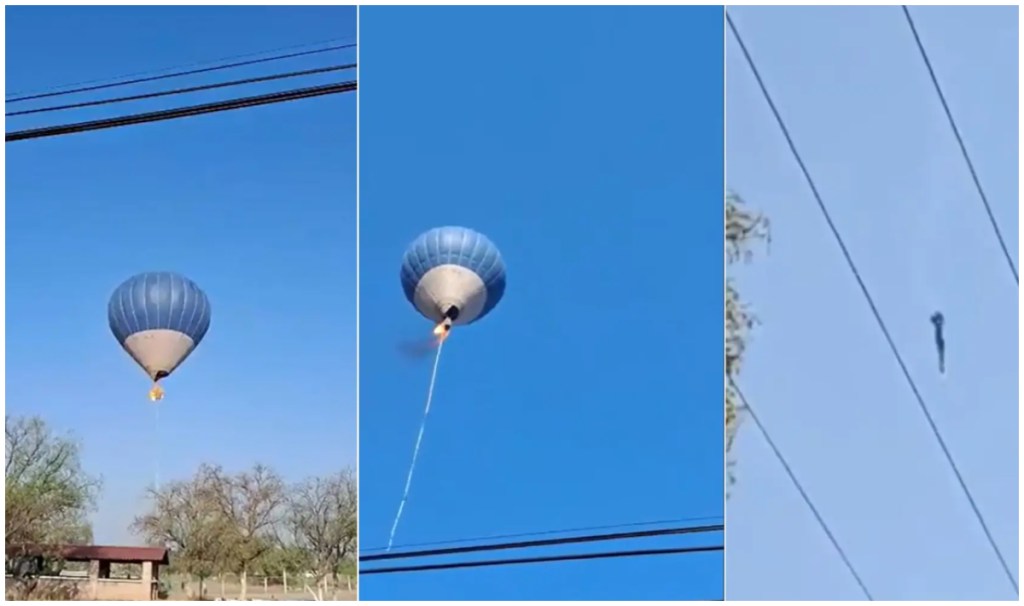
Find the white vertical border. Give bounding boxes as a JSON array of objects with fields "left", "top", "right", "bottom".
[
  {"left": 721, "top": 5, "right": 729, "bottom": 602},
  {"left": 354, "top": 3, "right": 362, "bottom": 599}
]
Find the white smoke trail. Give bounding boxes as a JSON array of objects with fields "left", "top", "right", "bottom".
[
  {"left": 387, "top": 339, "right": 445, "bottom": 551},
  {"left": 153, "top": 403, "right": 161, "bottom": 491}
]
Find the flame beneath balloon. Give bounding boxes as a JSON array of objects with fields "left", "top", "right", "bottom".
[
  {"left": 433, "top": 322, "right": 451, "bottom": 343},
  {"left": 149, "top": 384, "right": 165, "bottom": 402}
]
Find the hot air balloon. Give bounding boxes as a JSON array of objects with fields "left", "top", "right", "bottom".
[
  {"left": 400, "top": 226, "right": 506, "bottom": 337},
  {"left": 387, "top": 227, "right": 505, "bottom": 550},
  {"left": 108, "top": 271, "right": 211, "bottom": 401}
]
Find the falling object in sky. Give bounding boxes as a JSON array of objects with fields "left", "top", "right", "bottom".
[
  {"left": 108, "top": 271, "right": 212, "bottom": 400},
  {"left": 400, "top": 226, "right": 507, "bottom": 339},
  {"left": 930, "top": 311, "right": 945, "bottom": 375}
]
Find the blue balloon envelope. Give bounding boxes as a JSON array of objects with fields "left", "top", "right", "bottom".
[
  {"left": 400, "top": 226, "right": 506, "bottom": 326},
  {"left": 108, "top": 271, "right": 211, "bottom": 382}
]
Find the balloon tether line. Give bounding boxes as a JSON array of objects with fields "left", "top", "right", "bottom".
[{"left": 387, "top": 338, "right": 445, "bottom": 551}]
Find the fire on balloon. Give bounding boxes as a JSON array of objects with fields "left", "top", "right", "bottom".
[
  {"left": 433, "top": 320, "right": 452, "bottom": 343},
  {"left": 149, "top": 384, "right": 165, "bottom": 402}
]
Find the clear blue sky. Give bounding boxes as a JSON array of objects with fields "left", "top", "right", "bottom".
[
  {"left": 358, "top": 6, "right": 724, "bottom": 600},
  {"left": 725, "top": 6, "right": 1018, "bottom": 601},
  {"left": 6, "top": 6, "right": 357, "bottom": 545}
]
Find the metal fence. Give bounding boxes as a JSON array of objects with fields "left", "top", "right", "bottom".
[{"left": 163, "top": 572, "right": 356, "bottom": 601}]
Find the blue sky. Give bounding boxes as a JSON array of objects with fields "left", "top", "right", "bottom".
[
  {"left": 358, "top": 6, "right": 724, "bottom": 600},
  {"left": 5, "top": 6, "right": 357, "bottom": 544},
  {"left": 725, "top": 6, "right": 1018, "bottom": 601}
]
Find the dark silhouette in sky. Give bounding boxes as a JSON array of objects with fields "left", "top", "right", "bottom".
[{"left": 931, "top": 312, "right": 945, "bottom": 374}]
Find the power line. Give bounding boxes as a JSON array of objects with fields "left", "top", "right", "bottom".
[
  {"left": 360, "top": 545, "right": 723, "bottom": 575},
  {"left": 5, "top": 37, "right": 353, "bottom": 99},
  {"left": 729, "top": 379, "right": 872, "bottom": 600},
  {"left": 900, "top": 6, "right": 1018, "bottom": 284},
  {"left": 726, "top": 12, "right": 1019, "bottom": 596},
  {"left": 7, "top": 63, "right": 356, "bottom": 117},
  {"left": 6, "top": 81, "right": 356, "bottom": 143},
  {"left": 361, "top": 515, "right": 723, "bottom": 554},
  {"left": 6, "top": 42, "right": 356, "bottom": 104},
  {"left": 361, "top": 522, "right": 722, "bottom": 563}
]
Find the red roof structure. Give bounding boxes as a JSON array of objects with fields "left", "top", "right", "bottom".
[{"left": 9, "top": 545, "right": 169, "bottom": 565}]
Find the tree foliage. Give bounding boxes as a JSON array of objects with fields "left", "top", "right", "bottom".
[
  {"left": 5, "top": 415, "right": 101, "bottom": 599},
  {"left": 201, "top": 464, "right": 285, "bottom": 599},
  {"left": 284, "top": 468, "right": 358, "bottom": 597},
  {"left": 130, "top": 466, "right": 234, "bottom": 595},
  {"left": 725, "top": 192, "right": 770, "bottom": 487},
  {"left": 5, "top": 416, "right": 99, "bottom": 548},
  {"left": 133, "top": 463, "right": 357, "bottom": 600}
]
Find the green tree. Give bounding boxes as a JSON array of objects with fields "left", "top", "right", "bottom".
[
  {"left": 131, "top": 466, "right": 233, "bottom": 599},
  {"left": 725, "top": 192, "right": 769, "bottom": 488},
  {"left": 5, "top": 415, "right": 101, "bottom": 599},
  {"left": 254, "top": 543, "right": 311, "bottom": 578},
  {"left": 5, "top": 416, "right": 99, "bottom": 548}
]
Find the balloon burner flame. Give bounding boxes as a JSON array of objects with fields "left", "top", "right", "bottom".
[
  {"left": 433, "top": 320, "right": 452, "bottom": 342},
  {"left": 149, "top": 385, "right": 165, "bottom": 402}
]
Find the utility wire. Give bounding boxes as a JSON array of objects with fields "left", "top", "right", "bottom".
[
  {"left": 6, "top": 81, "right": 356, "bottom": 142},
  {"left": 6, "top": 42, "right": 356, "bottom": 104},
  {"left": 900, "top": 6, "right": 1018, "bottom": 284},
  {"left": 729, "top": 378, "right": 872, "bottom": 600},
  {"left": 361, "top": 545, "right": 723, "bottom": 575},
  {"left": 727, "top": 12, "right": 1019, "bottom": 596},
  {"left": 5, "top": 37, "right": 353, "bottom": 99},
  {"left": 8, "top": 63, "right": 356, "bottom": 117},
  {"left": 362, "top": 515, "right": 723, "bottom": 554},
  {"left": 362, "top": 523, "right": 723, "bottom": 563}
]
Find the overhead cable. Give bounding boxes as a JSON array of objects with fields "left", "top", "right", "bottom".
[{"left": 7, "top": 81, "right": 356, "bottom": 142}]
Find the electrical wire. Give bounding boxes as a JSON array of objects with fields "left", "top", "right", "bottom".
[
  {"left": 726, "top": 12, "right": 1018, "bottom": 596},
  {"left": 360, "top": 545, "right": 723, "bottom": 575},
  {"left": 900, "top": 6, "right": 1018, "bottom": 284},
  {"left": 361, "top": 515, "right": 723, "bottom": 554},
  {"left": 6, "top": 42, "right": 356, "bottom": 104},
  {"left": 729, "top": 379, "right": 872, "bottom": 599},
  {"left": 5, "top": 36, "right": 353, "bottom": 99},
  {"left": 362, "top": 522, "right": 723, "bottom": 563},
  {"left": 7, "top": 63, "right": 356, "bottom": 117},
  {"left": 6, "top": 81, "right": 356, "bottom": 142}
]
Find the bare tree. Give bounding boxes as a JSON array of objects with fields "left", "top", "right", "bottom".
[
  {"left": 133, "top": 462, "right": 358, "bottom": 600},
  {"left": 725, "top": 192, "right": 770, "bottom": 488},
  {"left": 202, "top": 464, "right": 285, "bottom": 600},
  {"left": 285, "top": 469, "right": 357, "bottom": 600},
  {"left": 131, "top": 468, "right": 231, "bottom": 599}
]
